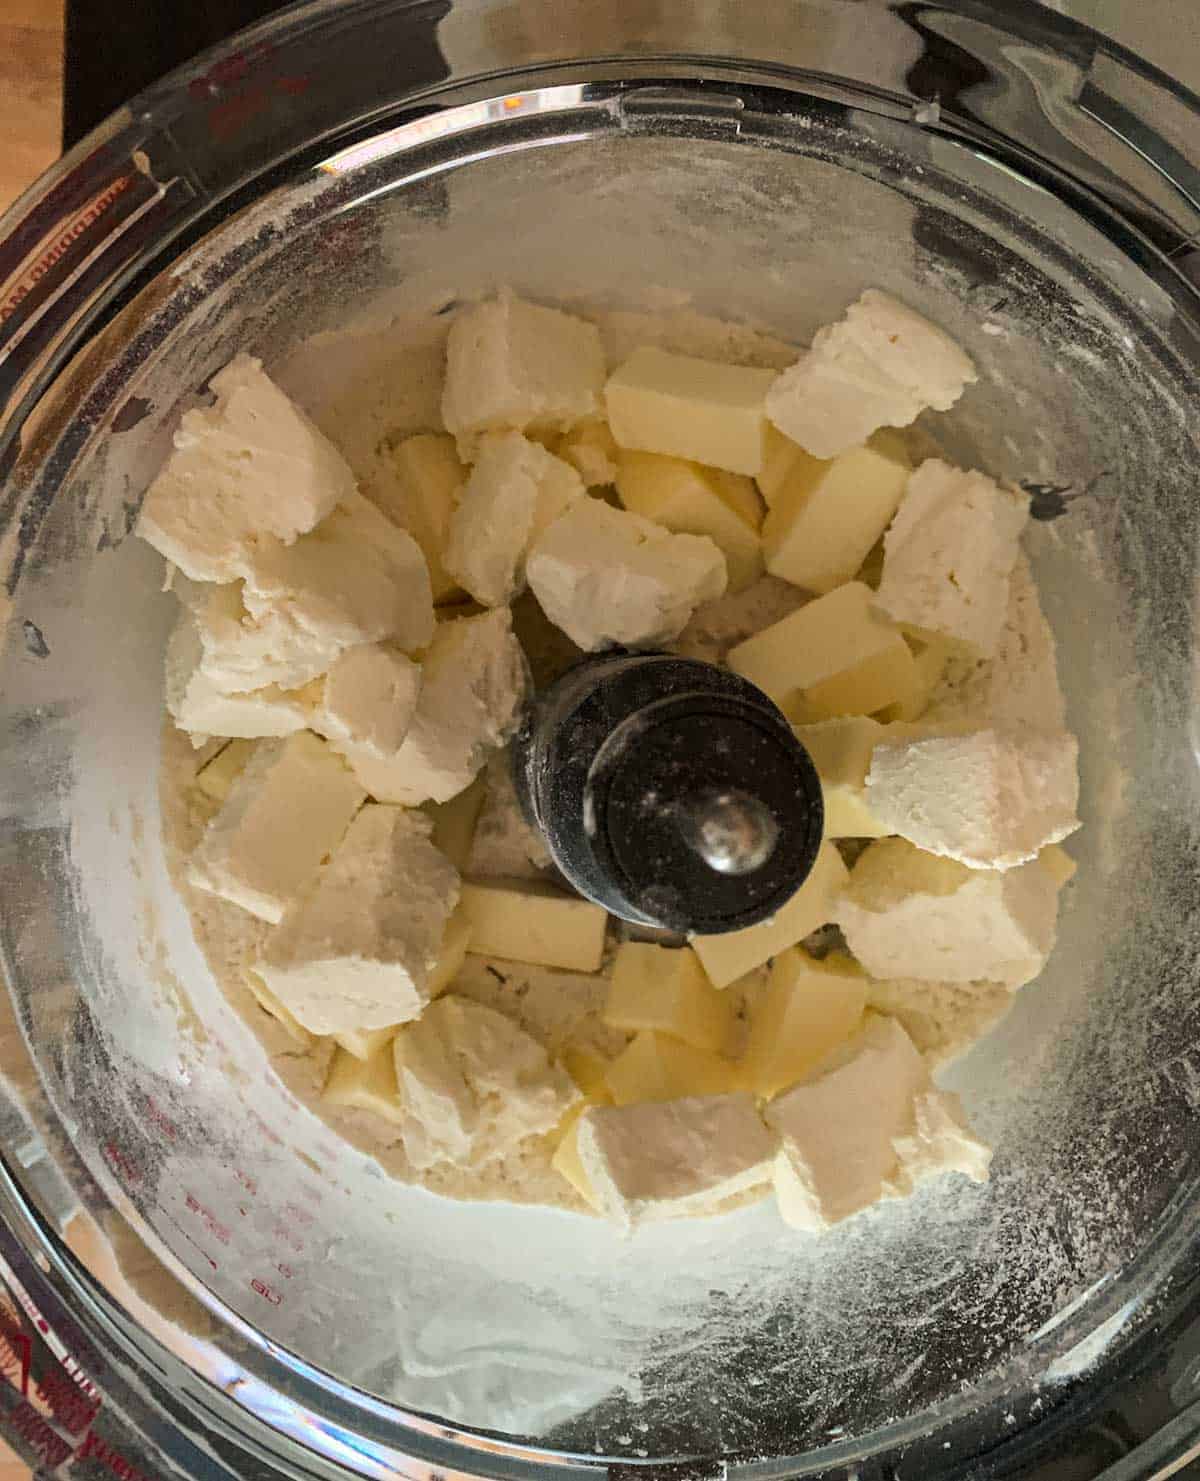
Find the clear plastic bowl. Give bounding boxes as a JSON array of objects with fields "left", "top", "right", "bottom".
[{"left": 3, "top": 2, "right": 1200, "bottom": 1477}]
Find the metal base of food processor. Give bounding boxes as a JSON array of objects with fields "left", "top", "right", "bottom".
[{"left": 5, "top": 2, "right": 1200, "bottom": 1478}]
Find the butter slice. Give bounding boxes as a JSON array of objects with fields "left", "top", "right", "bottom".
[
  {"left": 762, "top": 432, "right": 910, "bottom": 595},
  {"left": 1036, "top": 843, "right": 1077, "bottom": 888},
  {"left": 562, "top": 1047, "right": 615, "bottom": 1102},
  {"left": 322, "top": 1041, "right": 404, "bottom": 1125},
  {"left": 195, "top": 740, "right": 257, "bottom": 803},
  {"left": 604, "top": 943, "right": 734, "bottom": 1052},
  {"left": 728, "top": 581, "right": 915, "bottom": 718},
  {"left": 459, "top": 879, "right": 608, "bottom": 972},
  {"left": 244, "top": 969, "right": 316, "bottom": 1049},
  {"left": 188, "top": 733, "right": 365, "bottom": 924},
  {"left": 551, "top": 1109, "right": 604, "bottom": 1210},
  {"left": 691, "top": 840, "right": 849, "bottom": 989},
  {"left": 792, "top": 716, "right": 890, "bottom": 838},
  {"left": 429, "top": 905, "right": 472, "bottom": 998},
  {"left": 741, "top": 948, "right": 867, "bottom": 1098},
  {"left": 604, "top": 1031, "right": 742, "bottom": 1105},
  {"left": 556, "top": 419, "right": 620, "bottom": 487},
  {"left": 377, "top": 433, "right": 465, "bottom": 604},
  {"left": 606, "top": 346, "right": 776, "bottom": 476},
  {"left": 576, "top": 1094, "right": 777, "bottom": 1226},
  {"left": 616, "top": 450, "right": 764, "bottom": 592},
  {"left": 756, "top": 424, "right": 808, "bottom": 507},
  {"left": 423, "top": 776, "right": 487, "bottom": 872},
  {"left": 333, "top": 1024, "right": 397, "bottom": 1062}
]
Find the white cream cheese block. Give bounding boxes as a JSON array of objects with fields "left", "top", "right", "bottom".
[
  {"left": 137, "top": 354, "right": 356, "bottom": 582},
  {"left": 764, "top": 292, "right": 976, "bottom": 460},
  {"left": 257, "top": 804, "right": 459, "bottom": 1035},
  {"left": 526, "top": 498, "right": 727, "bottom": 651}
]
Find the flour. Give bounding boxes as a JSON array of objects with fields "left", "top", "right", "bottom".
[{"left": 158, "top": 300, "right": 1079, "bottom": 1220}]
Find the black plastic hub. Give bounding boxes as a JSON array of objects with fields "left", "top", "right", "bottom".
[{"left": 512, "top": 652, "right": 824, "bottom": 935}]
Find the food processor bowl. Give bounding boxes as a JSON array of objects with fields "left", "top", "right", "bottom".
[{"left": 2, "top": 2, "right": 1200, "bottom": 1477}]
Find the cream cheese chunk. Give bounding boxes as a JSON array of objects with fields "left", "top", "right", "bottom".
[
  {"left": 765, "top": 292, "right": 976, "bottom": 460},
  {"left": 342, "top": 608, "right": 527, "bottom": 805},
  {"left": 179, "top": 578, "right": 343, "bottom": 694},
  {"left": 137, "top": 355, "right": 355, "bottom": 582},
  {"left": 444, "top": 432, "right": 585, "bottom": 607},
  {"left": 188, "top": 732, "right": 365, "bottom": 923},
  {"left": 833, "top": 836, "right": 1061, "bottom": 987},
  {"left": 165, "top": 612, "right": 313, "bottom": 741},
  {"left": 866, "top": 726, "right": 1080, "bottom": 870},
  {"left": 765, "top": 1015, "right": 927, "bottom": 1231},
  {"left": 576, "top": 1093, "right": 777, "bottom": 1226},
  {"left": 312, "top": 644, "right": 422, "bottom": 762},
  {"left": 241, "top": 492, "right": 435, "bottom": 657},
  {"left": 257, "top": 804, "right": 458, "bottom": 1035},
  {"left": 875, "top": 460, "right": 1029, "bottom": 658},
  {"left": 441, "top": 293, "right": 606, "bottom": 457},
  {"left": 394, "top": 996, "right": 578, "bottom": 1170},
  {"left": 526, "top": 498, "right": 726, "bottom": 651}
]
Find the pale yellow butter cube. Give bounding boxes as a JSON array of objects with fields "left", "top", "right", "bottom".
[
  {"left": 793, "top": 716, "right": 890, "bottom": 838},
  {"left": 379, "top": 433, "right": 465, "bottom": 604},
  {"left": 551, "top": 1108, "right": 604, "bottom": 1210},
  {"left": 691, "top": 841, "right": 850, "bottom": 989},
  {"left": 195, "top": 740, "right": 256, "bottom": 803},
  {"left": 762, "top": 432, "right": 910, "bottom": 595},
  {"left": 728, "top": 581, "right": 914, "bottom": 716},
  {"left": 459, "top": 880, "right": 608, "bottom": 972},
  {"left": 1037, "top": 843, "right": 1077, "bottom": 888},
  {"left": 605, "top": 346, "right": 776, "bottom": 476},
  {"left": 616, "top": 451, "right": 764, "bottom": 592},
  {"left": 741, "top": 948, "right": 867, "bottom": 1098},
  {"left": 423, "top": 775, "right": 487, "bottom": 873},
  {"left": 557, "top": 419, "right": 620, "bottom": 487},
  {"left": 604, "top": 943, "right": 735, "bottom": 1052},
  {"left": 322, "top": 1042, "right": 404, "bottom": 1125},
  {"left": 429, "top": 905, "right": 472, "bottom": 997},
  {"left": 334, "top": 1024, "right": 397, "bottom": 1061},
  {"left": 562, "top": 1046, "right": 615, "bottom": 1102},
  {"left": 876, "top": 636, "right": 953, "bottom": 724},
  {"left": 757, "top": 424, "right": 808, "bottom": 507},
  {"left": 793, "top": 642, "right": 919, "bottom": 722},
  {"left": 244, "top": 969, "right": 316, "bottom": 1049},
  {"left": 605, "top": 1031, "right": 743, "bottom": 1105}
]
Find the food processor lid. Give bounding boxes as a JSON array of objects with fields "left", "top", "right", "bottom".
[{"left": 5, "top": 2, "right": 1200, "bottom": 1479}]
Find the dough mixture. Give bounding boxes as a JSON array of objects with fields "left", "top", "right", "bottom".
[{"left": 141, "top": 289, "right": 1081, "bottom": 1232}]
